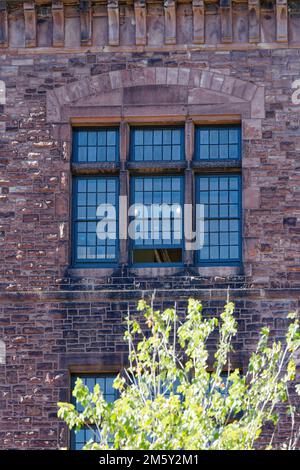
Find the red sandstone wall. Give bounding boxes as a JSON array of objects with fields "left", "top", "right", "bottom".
[
  {"left": 0, "top": 48, "right": 299, "bottom": 290},
  {"left": 0, "top": 0, "right": 299, "bottom": 450}
]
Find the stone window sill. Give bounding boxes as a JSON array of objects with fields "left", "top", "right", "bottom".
[{"left": 68, "top": 265, "right": 242, "bottom": 279}]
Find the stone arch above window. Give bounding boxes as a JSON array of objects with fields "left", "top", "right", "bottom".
[{"left": 46, "top": 66, "right": 265, "bottom": 123}]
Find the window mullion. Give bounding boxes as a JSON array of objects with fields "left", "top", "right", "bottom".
[
  {"left": 184, "top": 168, "right": 194, "bottom": 266},
  {"left": 119, "top": 121, "right": 130, "bottom": 266},
  {"left": 184, "top": 119, "right": 195, "bottom": 266}
]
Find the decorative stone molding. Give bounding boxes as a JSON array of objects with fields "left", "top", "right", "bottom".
[
  {"left": 276, "top": 0, "right": 288, "bottom": 43},
  {"left": 134, "top": 0, "right": 147, "bottom": 46},
  {"left": 220, "top": 0, "right": 232, "bottom": 43},
  {"left": 24, "top": 1, "right": 36, "bottom": 48},
  {"left": 192, "top": 0, "right": 204, "bottom": 44},
  {"left": 1, "top": 1, "right": 300, "bottom": 49},
  {"left": 248, "top": 0, "right": 260, "bottom": 43},
  {"left": 80, "top": 0, "right": 92, "bottom": 46},
  {"left": 52, "top": 0, "right": 64, "bottom": 47},
  {"left": 164, "top": 0, "right": 176, "bottom": 45},
  {"left": 107, "top": 0, "right": 119, "bottom": 46}
]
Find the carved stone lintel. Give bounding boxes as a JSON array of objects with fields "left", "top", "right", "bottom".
[
  {"left": 52, "top": 0, "right": 64, "bottom": 47},
  {"left": 0, "top": 1, "right": 8, "bottom": 48},
  {"left": 80, "top": 0, "right": 92, "bottom": 46},
  {"left": 134, "top": 0, "right": 147, "bottom": 46},
  {"left": 24, "top": 2, "right": 36, "bottom": 48},
  {"left": 192, "top": 0, "right": 204, "bottom": 44},
  {"left": 164, "top": 0, "right": 176, "bottom": 45},
  {"left": 248, "top": 0, "right": 260, "bottom": 43},
  {"left": 276, "top": 0, "right": 288, "bottom": 43},
  {"left": 108, "top": 0, "right": 120, "bottom": 46},
  {"left": 220, "top": 0, "right": 232, "bottom": 43}
]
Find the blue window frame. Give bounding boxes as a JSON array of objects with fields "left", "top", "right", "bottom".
[
  {"left": 195, "top": 125, "right": 241, "bottom": 161},
  {"left": 131, "top": 127, "right": 184, "bottom": 161},
  {"left": 70, "top": 374, "right": 118, "bottom": 450},
  {"left": 73, "top": 128, "right": 119, "bottom": 163},
  {"left": 196, "top": 174, "right": 242, "bottom": 265},
  {"left": 72, "top": 176, "right": 118, "bottom": 266},
  {"left": 131, "top": 176, "right": 184, "bottom": 265},
  {"left": 71, "top": 124, "right": 242, "bottom": 269}
]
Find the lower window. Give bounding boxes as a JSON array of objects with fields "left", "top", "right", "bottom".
[{"left": 70, "top": 374, "right": 118, "bottom": 450}]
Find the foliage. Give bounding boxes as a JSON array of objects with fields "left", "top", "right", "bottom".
[{"left": 58, "top": 299, "right": 300, "bottom": 450}]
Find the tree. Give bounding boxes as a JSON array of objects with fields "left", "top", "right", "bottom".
[{"left": 58, "top": 299, "right": 300, "bottom": 450}]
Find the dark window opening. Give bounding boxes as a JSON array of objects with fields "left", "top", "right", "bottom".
[{"left": 132, "top": 248, "right": 182, "bottom": 264}]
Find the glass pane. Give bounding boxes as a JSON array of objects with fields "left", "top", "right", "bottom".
[
  {"left": 98, "top": 131, "right": 106, "bottom": 146},
  {"left": 200, "top": 130, "right": 209, "bottom": 144},
  {"left": 219, "top": 129, "right": 228, "bottom": 144},
  {"left": 220, "top": 145, "right": 229, "bottom": 159},
  {"left": 229, "top": 129, "right": 239, "bottom": 143},
  {"left": 163, "top": 130, "right": 172, "bottom": 144},
  {"left": 144, "top": 130, "right": 152, "bottom": 145},
  {"left": 78, "top": 147, "right": 87, "bottom": 162},
  {"left": 73, "top": 177, "right": 118, "bottom": 264},
  {"left": 196, "top": 126, "right": 241, "bottom": 161},
  {"left": 200, "top": 145, "right": 209, "bottom": 159},
  {"left": 229, "top": 144, "right": 239, "bottom": 158},
  {"left": 153, "top": 129, "right": 162, "bottom": 145},
  {"left": 73, "top": 129, "right": 119, "bottom": 162},
  {"left": 154, "top": 146, "right": 162, "bottom": 161},
  {"left": 163, "top": 146, "right": 171, "bottom": 160},
  {"left": 88, "top": 147, "right": 97, "bottom": 162},
  {"left": 88, "top": 131, "right": 97, "bottom": 146},
  {"left": 78, "top": 132, "right": 87, "bottom": 146},
  {"left": 172, "top": 129, "right": 181, "bottom": 145},
  {"left": 210, "top": 130, "right": 219, "bottom": 145},
  {"left": 135, "top": 146, "right": 143, "bottom": 161},
  {"left": 106, "top": 147, "right": 115, "bottom": 162},
  {"left": 172, "top": 145, "right": 181, "bottom": 160},
  {"left": 131, "top": 128, "right": 183, "bottom": 161},
  {"left": 131, "top": 176, "right": 183, "bottom": 258},
  {"left": 135, "top": 130, "right": 143, "bottom": 145},
  {"left": 197, "top": 175, "right": 241, "bottom": 264},
  {"left": 107, "top": 130, "right": 116, "bottom": 145}
]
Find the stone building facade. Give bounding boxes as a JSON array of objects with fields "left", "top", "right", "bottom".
[{"left": 0, "top": 0, "right": 300, "bottom": 449}]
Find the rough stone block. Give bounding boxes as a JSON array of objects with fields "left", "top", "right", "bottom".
[{"left": 243, "top": 119, "right": 262, "bottom": 140}]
